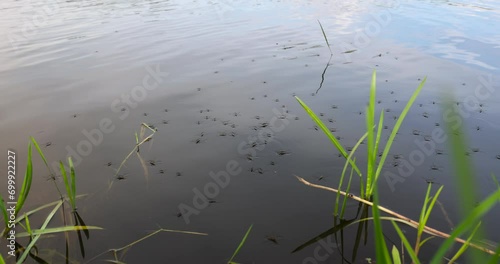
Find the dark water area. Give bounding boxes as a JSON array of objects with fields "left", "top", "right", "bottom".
[{"left": 1, "top": 0, "right": 500, "bottom": 263}]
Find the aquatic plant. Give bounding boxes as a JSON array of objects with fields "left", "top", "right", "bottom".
[
  {"left": 227, "top": 224, "right": 253, "bottom": 264},
  {"left": 295, "top": 71, "right": 500, "bottom": 262},
  {"left": 1, "top": 135, "right": 206, "bottom": 263},
  {"left": 296, "top": 70, "right": 426, "bottom": 199},
  {"left": 0, "top": 137, "right": 100, "bottom": 263}
]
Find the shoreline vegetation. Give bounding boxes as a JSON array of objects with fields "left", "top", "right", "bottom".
[{"left": 0, "top": 136, "right": 206, "bottom": 264}]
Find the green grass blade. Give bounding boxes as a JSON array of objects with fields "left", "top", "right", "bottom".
[
  {"left": 335, "top": 161, "right": 349, "bottom": 216},
  {"left": 31, "top": 137, "right": 63, "bottom": 198},
  {"left": 340, "top": 163, "right": 355, "bottom": 218},
  {"left": 335, "top": 133, "right": 368, "bottom": 215},
  {"left": 371, "top": 77, "right": 426, "bottom": 196},
  {"left": 0, "top": 196, "right": 8, "bottom": 229},
  {"left": 430, "top": 188, "right": 500, "bottom": 263},
  {"left": 317, "top": 20, "right": 332, "bottom": 55},
  {"left": 11, "top": 195, "right": 86, "bottom": 226},
  {"left": 359, "top": 173, "right": 365, "bottom": 199},
  {"left": 366, "top": 70, "right": 377, "bottom": 193},
  {"left": 392, "top": 221, "right": 421, "bottom": 264},
  {"left": 414, "top": 184, "right": 442, "bottom": 256},
  {"left": 419, "top": 236, "right": 435, "bottom": 248},
  {"left": 0, "top": 253, "right": 5, "bottom": 264},
  {"left": 448, "top": 222, "right": 481, "bottom": 263},
  {"left": 60, "top": 161, "right": 74, "bottom": 209},
  {"left": 374, "top": 110, "right": 384, "bottom": 172},
  {"left": 30, "top": 137, "right": 51, "bottom": 172},
  {"left": 228, "top": 224, "right": 253, "bottom": 263},
  {"left": 68, "top": 157, "right": 76, "bottom": 210},
  {"left": 420, "top": 185, "right": 443, "bottom": 235},
  {"left": 16, "top": 142, "right": 33, "bottom": 216},
  {"left": 372, "top": 186, "right": 391, "bottom": 263},
  {"left": 24, "top": 214, "right": 32, "bottom": 238},
  {"left": 17, "top": 225, "right": 103, "bottom": 237},
  {"left": 392, "top": 245, "right": 402, "bottom": 264},
  {"left": 17, "top": 200, "right": 63, "bottom": 263},
  {"left": 295, "top": 96, "right": 362, "bottom": 176},
  {"left": 418, "top": 184, "right": 433, "bottom": 235}
]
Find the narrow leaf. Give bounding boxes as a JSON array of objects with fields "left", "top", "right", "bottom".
[
  {"left": 16, "top": 226, "right": 102, "bottom": 237},
  {"left": 17, "top": 201, "right": 63, "bottom": 263},
  {"left": 68, "top": 157, "right": 76, "bottom": 210},
  {"left": 0, "top": 196, "right": 8, "bottom": 229},
  {"left": 392, "top": 221, "right": 421, "bottom": 264},
  {"left": 448, "top": 222, "right": 481, "bottom": 263},
  {"left": 295, "top": 96, "right": 362, "bottom": 176},
  {"left": 228, "top": 224, "right": 253, "bottom": 263},
  {"left": 317, "top": 20, "right": 332, "bottom": 55},
  {"left": 371, "top": 77, "right": 426, "bottom": 195},
  {"left": 372, "top": 186, "right": 391, "bottom": 263},
  {"left": 16, "top": 142, "right": 33, "bottom": 216},
  {"left": 392, "top": 245, "right": 402, "bottom": 264}
]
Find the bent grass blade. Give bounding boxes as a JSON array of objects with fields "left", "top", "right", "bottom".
[
  {"left": 17, "top": 200, "right": 63, "bottom": 263},
  {"left": 114, "top": 123, "right": 156, "bottom": 179}
]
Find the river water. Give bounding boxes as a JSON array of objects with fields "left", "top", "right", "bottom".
[{"left": 0, "top": 0, "right": 499, "bottom": 263}]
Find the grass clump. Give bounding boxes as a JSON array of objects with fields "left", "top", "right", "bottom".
[
  {"left": 0, "top": 137, "right": 101, "bottom": 263},
  {"left": 295, "top": 71, "right": 499, "bottom": 262},
  {"left": 296, "top": 70, "right": 426, "bottom": 199},
  {"left": 1, "top": 135, "right": 208, "bottom": 263}
]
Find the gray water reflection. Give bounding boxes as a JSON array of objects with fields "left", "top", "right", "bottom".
[{"left": 0, "top": 0, "right": 499, "bottom": 263}]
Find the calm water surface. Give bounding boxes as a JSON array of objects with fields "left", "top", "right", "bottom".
[{"left": 1, "top": 0, "right": 499, "bottom": 263}]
